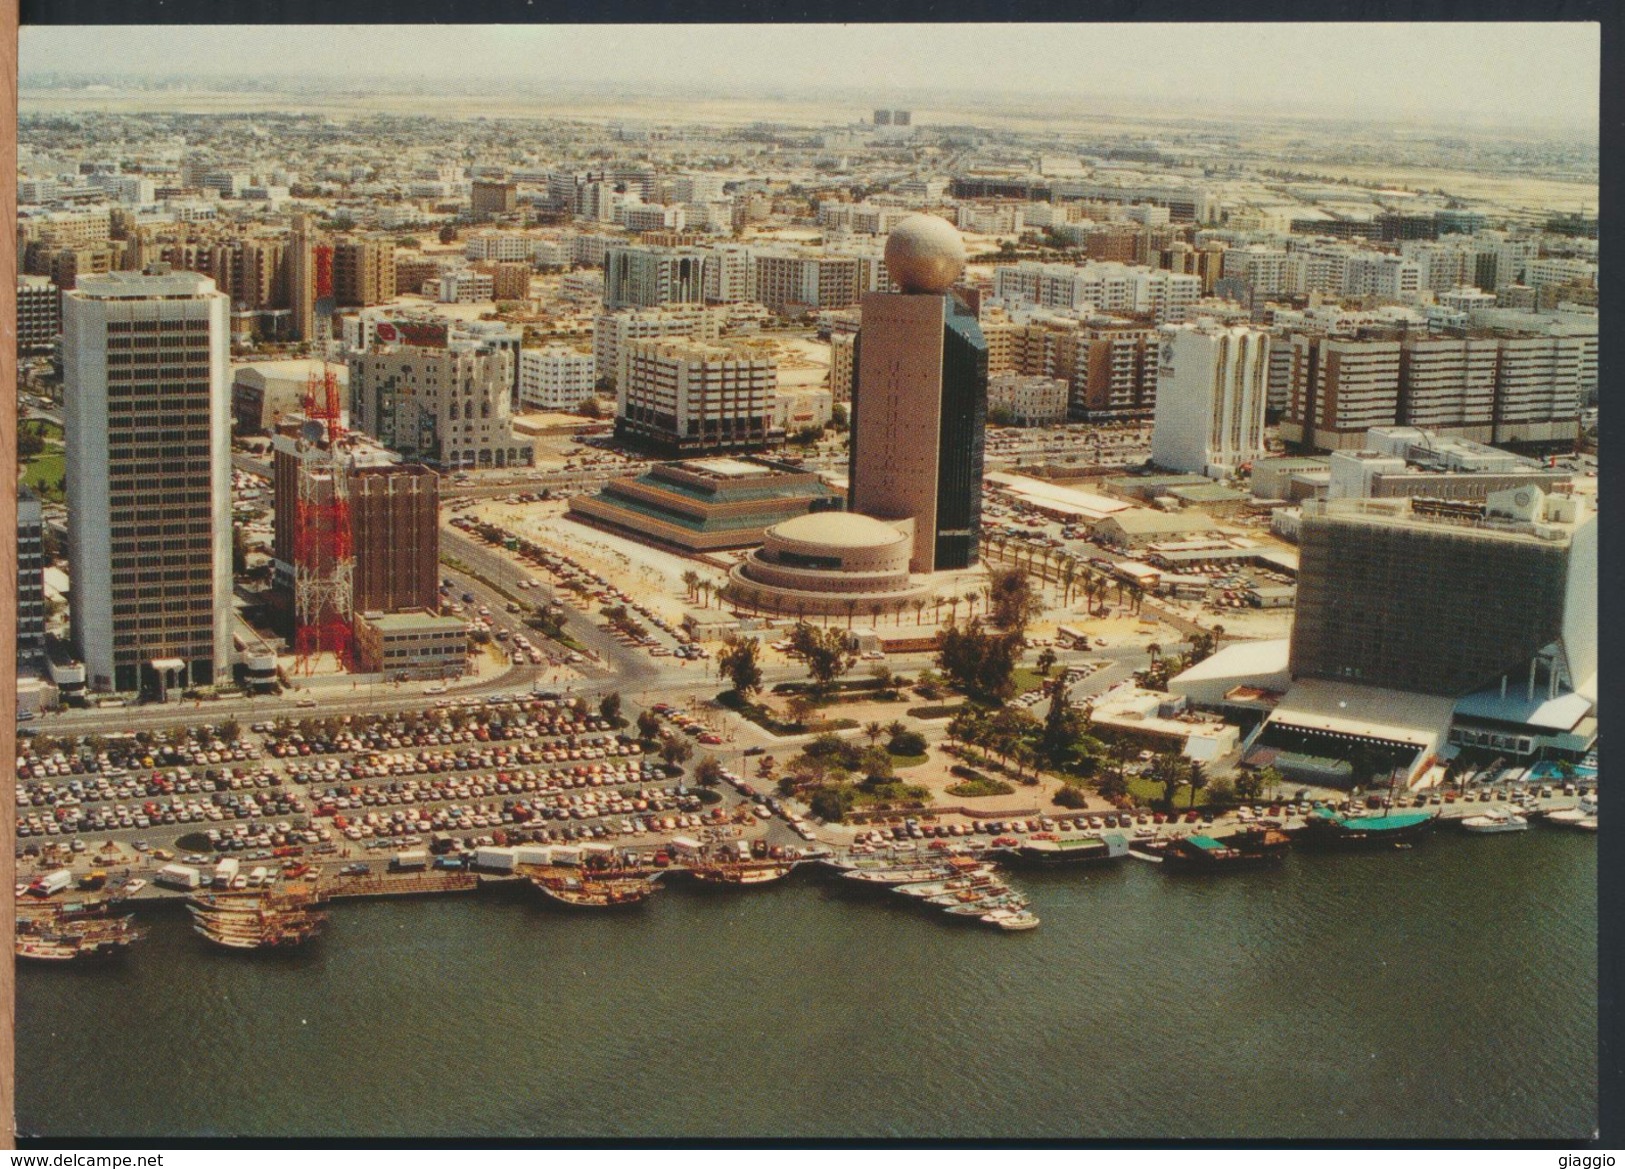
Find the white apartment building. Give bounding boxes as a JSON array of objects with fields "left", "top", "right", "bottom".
[
  {"left": 1221, "top": 245, "right": 1292, "bottom": 291},
  {"left": 993, "top": 261, "right": 1199, "bottom": 324},
  {"left": 615, "top": 338, "right": 780, "bottom": 456},
  {"left": 593, "top": 305, "right": 726, "bottom": 385},
  {"left": 1397, "top": 336, "right": 1500, "bottom": 435},
  {"left": 465, "top": 233, "right": 536, "bottom": 263},
  {"left": 63, "top": 270, "right": 233, "bottom": 695},
  {"left": 1151, "top": 321, "right": 1271, "bottom": 477},
  {"left": 603, "top": 244, "right": 710, "bottom": 309},
  {"left": 433, "top": 270, "right": 496, "bottom": 303},
  {"left": 989, "top": 374, "right": 1069, "bottom": 425},
  {"left": 819, "top": 203, "right": 914, "bottom": 235},
  {"left": 1344, "top": 252, "right": 1422, "bottom": 302},
  {"left": 622, "top": 203, "right": 687, "bottom": 233},
  {"left": 702, "top": 243, "right": 754, "bottom": 304},
  {"left": 1525, "top": 256, "right": 1597, "bottom": 291},
  {"left": 668, "top": 174, "right": 727, "bottom": 203},
  {"left": 751, "top": 250, "right": 881, "bottom": 317},
  {"left": 1493, "top": 334, "right": 1585, "bottom": 444},
  {"left": 956, "top": 202, "right": 1025, "bottom": 235},
  {"left": 519, "top": 346, "right": 598, "bottom": 412},
  {"left": 349, "top": 346, "right": 533, "bottom": 471}
]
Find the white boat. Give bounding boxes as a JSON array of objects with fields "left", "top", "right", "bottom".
[
  {"left": 1543, "top": 806, "right": 1590, "bottom": 827},
  {"left": 1461, "top": 809, "right": 1529, "bottom": 834},
  {"left": 980, "top": 908, "right": 1040, "bottom": 931}
]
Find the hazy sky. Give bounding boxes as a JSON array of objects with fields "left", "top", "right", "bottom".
[{"left": 20, "top": 23, "right": 1600, "bottom": 128}]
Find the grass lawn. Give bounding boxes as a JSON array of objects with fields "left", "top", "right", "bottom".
[
  {"left": 1011, "top": 667, "right": 1054, "bottom": 696},
  {"left": 946, "top": 777, "right": 1015, "bottom": 798},
  {"left": 887, "top": 752, "right": 930, "bottom": 768},
  {"left": 22, "top": 419, "right": 64, "bottom": 442},
  {"left": 23, "top": 452, "right": 65, "bottom": 500},
  {"left": 1128, "top": 775, "right": 1216, "bottom": 809}
]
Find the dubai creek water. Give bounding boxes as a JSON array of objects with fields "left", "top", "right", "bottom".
[{"left": 17, "top": 830, "right": 1595, "bottom": 1141}]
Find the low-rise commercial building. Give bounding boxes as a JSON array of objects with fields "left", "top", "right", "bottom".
[
  {"left": 569, "top": 456, "right": 842, "bottom": 552},
  {"left": 354, "top": 609, "right": 469, "bottom": 681}
]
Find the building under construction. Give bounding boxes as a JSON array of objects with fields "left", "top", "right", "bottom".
[{"left": 271, "top": 367, "right": 441, "bottom": 673}]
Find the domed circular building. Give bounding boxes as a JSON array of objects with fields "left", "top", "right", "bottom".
[{"left": 728, "top": 512, "right": 931, "bottom": 616}]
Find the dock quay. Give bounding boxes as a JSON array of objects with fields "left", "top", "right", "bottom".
[{"left": 320, "top": 872, "right": 480, "bottom": 901}]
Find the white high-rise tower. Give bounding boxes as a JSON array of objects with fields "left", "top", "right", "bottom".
[
  {"left": 1151, "top": 320, "right": 1271, "bottom": 478},
  {"left": 64, "top": 269, "right": 232, "bottom": 696}
]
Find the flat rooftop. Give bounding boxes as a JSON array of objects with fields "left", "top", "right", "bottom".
[
  {"left": 359, "top": 610, "right": 468, "bottom": 633},
  {"left": 687, "top": 457, "right": 776, "bottom": 479},
  {"left": 986, "top": 472, "right": 1130, "bottom": 520}
]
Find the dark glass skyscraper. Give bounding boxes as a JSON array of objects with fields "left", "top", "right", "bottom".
[{"left": 848, "top": 289, "right": 988, "bottom": 573}]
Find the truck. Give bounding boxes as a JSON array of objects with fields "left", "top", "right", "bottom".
[
  {"left": 78, "top": 870, "right": 109, "bottom": 891},
  {"left": 248, "top": 866, "right": 270, "bottom": 887},
  {"left": 391, "top": 850, "right": 429, "bottom": 872},
  {"left": 472, "top": 846, "right": 517, "bottom": 873},
  {"left": 156, "top": 864, "right": 202, "bottom": 890},
  {"left": 212, "top": 857, "right": 241, "bottom": 887},
  {"left": 31, "top": 869, "right": 73, "bottom": 897}
]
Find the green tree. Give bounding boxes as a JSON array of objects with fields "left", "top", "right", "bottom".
[
  {"left": 988, "top": 567, "right": 1042, "bottom": 636},
  {"left": 786, "top": 694, "right": 817, "bottom": 727},
  {"left": 936, "top": 619, "right": 1022, "bottom": 705},
  {"left": 1040, "top": 681, "right": 1085, "bottom": 767},
  {"left": 598, "top": 692, "right": 622, "bottom": 722},
  {"left": 858, "top": 745, "right": 895, "bottom": 781},
  {"left": 1095, "top": 765, "right": 1129, "bottom": 803},
  {"left": 717, "top": 632, "right": 764, "bottom": 698},
  {"left": 659, "top": 733, "right": 694, "bottom": 769},
  {"left": 864, "top": 720, "right": 884, "bottom": 748},
  {"left": 636, "top": 710, "right": 661, "bottom": 742},
  {"left": 1186, "top": 760, "right": 1208, "bottom": 808},
  {"left": 1150, "top": 752, "right": 1188, "bottom": 810},
  {"left": 1035, "top": 647, "right": 1057, "bottom": 678},
  {"left": 694, "top": 755, "right": 725, "bottom": 786},
  {"left": 788, "top": 621, "right": 857, "bottom": 690}
]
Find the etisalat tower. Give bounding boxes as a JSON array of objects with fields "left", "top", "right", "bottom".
[{"left": 848, "top": 214, "right": 989, "bottom": 574}]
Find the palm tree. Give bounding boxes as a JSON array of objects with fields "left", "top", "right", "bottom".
[
  {"left": 1187, "top": 760, "right": 1209, "bottom": 808},
  {"left": 697, "top": 580, "right": 712, "bottom": 609},
  {"left": 946, "top": 595, "right": 960, "bottom": 626},
  {"left": 1147, "top": 642, "right": 1162, "bottom": 663},
  {"left": 868, "top": 601, "right": 884, "bottom": 629},
  {"left": 864, "top": 720, "right": 884, "bottom": 748},
  {"left": 911, "top": 598, "right": 926, "bottom": 626},
  {"left": 681, "top": 569, "right": 700, "bottom": 600},
  {"left": 844, "top": 598, "right": 858, "bottom": 630},
  {"left": 1060, "top": 559, "right": 1077, "bottom": 607},
  {"left": 891, "top": 597, "right": 907, "bottom": 626}
]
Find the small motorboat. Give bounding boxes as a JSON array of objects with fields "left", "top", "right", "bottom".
[{"left": 1461, "top": 809, "right": 1529, "bottom": 834}]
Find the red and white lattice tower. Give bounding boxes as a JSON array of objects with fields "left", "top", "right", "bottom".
[
  {"left": 292, "top": 365, "right": 354, "bottom": 674},
  {"left": 314, "top": 243, "right": 334, "bottom": 300}
]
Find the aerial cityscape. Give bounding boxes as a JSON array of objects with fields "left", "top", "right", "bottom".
[{"left": 11, "top": 22, "right": 1600, "bottom": 1142}]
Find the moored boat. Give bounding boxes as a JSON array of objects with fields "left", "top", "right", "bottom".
[
  {"left": 979, "top": 908, "right": 1040, "bottom": 931},
  {"left": 1297, "top": 808, "right": 1436, "bottom": 849},
  {"left": 1004, "top": 833, "right": 1130, "bottom": 866},
  {"left": 687, "top": 862, "right": 793, "bottom": 887},
  {"left": 529, "top": 867, "right": 661, "bottom": 908},
  {"left": 1162, "top": 827, "right": 1291, "bottom": 872},
  {"left": 1460, "top": 808, "right": 1529, "bottom": 834}
]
